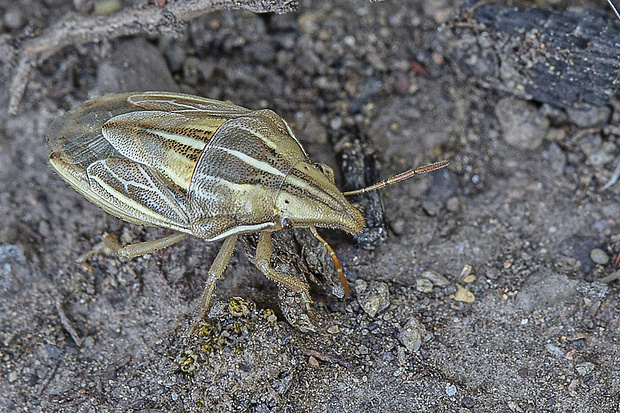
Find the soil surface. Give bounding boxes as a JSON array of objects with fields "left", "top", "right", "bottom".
[{"left": 1, "top": 0, "right": 619, "bottom": 412}]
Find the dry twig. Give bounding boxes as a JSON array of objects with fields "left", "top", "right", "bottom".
[
  {"left": 300, "top": 347, "right": 356, "bottom": 372},
  {"left": 8, "top": 0, "right": 298, "bottom": 114}
]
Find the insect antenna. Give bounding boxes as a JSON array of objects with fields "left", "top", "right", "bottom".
[{"left": 342, "top": 160, "right": 449, "bottom": 196}]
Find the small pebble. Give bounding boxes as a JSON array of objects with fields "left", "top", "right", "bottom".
[
  {"left": 294, "top": 112, "right": 327, "bottom": 145},
  {"left": 327, "top": 325, "right": 340, "bottom": 334},
  {"left": 590, "top": 248, "right": 609, "bottom": 265},
  {"left": 454, "top": 284, "right": 475, "bottom": 303},
  {"left": 308, "top": 356, "right": 320, "bottom": 367},
  {"left": 416, "top": 278, "right": 434, "bottom": 293},
  {"left": 4, "top": 8, "right": 24, "bottom": 29},
  {"left": 462, "top": 396, "right": 475, "bottom": 408},
  {"left": 566, "top": 106, "right": 611, "bottom": 128},
  {"left": 568, "top": 378, "right": 580, "bottom": 391},
  {"left": 389, "top": 218, "right": 406, "bottom": 235},
  {"left": 575, "top": 362, "right": 595, "bottom": 376},
  {"left": 486, "top": 268, "right": 500, "bottom": 280},
  {"left": 445, "top": 383, "right": 457, "bottom": 396},
  {"left": 357, "top": 281, "right": 390, "bottom": 317},
  {"left": 94, "top": 0, "right": 123, "bottom": 15},
  {"left": 396, "top": 346, "right": 407, "bottom": 366},
  {"left": 421, "top": 270, "right": 450, "bottom": 286},
  {"left": 446, "top": 196, "right": 460, "bottom": 212},
  {"left": 398, "top": 317, "right": 424, "bottom": 352},
  {"left": 516, "top": 270, "right": 578, "bottom": 313},
  {"left": 421, "top": 199, "right": 441, "bottom": 216},
  {"left": 544, "top": 141, "right": 567, "bottom": 176},
  {"left": 8, "top": 371, "right": 18, "bottom": 383},
  {"left": 586, "top": 139, "right": 616, "bottom": 168},
  {"left": 459, "top": 264, "right": 473, "bottom": 279},
  {"left": 545, "top": 343, "right": 564, "bottom": 357},
  {"left": 463, "top": 275, "right": 475, "bottom": 283},
  {"left": 354, "top": 279, "right": 368, "bottom": 294},
  {"left": 247, "top": 41, "right": 276, "bottom": 64},
  {"left": 330, "top": 117, "right": 343, "bottom": 130},
  {"left": 496, "top": 98, "right": 549, "bottom": 150}
]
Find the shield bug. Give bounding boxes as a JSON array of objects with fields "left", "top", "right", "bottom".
[{"left": 47, "top": 91, "right": 447, "bottom": 320}]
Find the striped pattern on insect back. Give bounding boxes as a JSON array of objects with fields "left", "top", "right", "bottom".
[
  {"left": 102, "top": 111, "right": 228, "bottom": 191},
  {"left": 240, "top": 112, "right": 348, "bottom": 214},
  {"left": 188, "top": 111, "right": 306, "bottom": 240},
  {"left": 86, "top": 158, "right": 191, "bottom": 230},
  {"left": 187, "top": 109, "right": 359, "bottom": 239},
  {"left": 279, "top": 166, "right": 347, "bottom": 212},
  {"left": 272, "top": 159, "right": 365, "bottom": 234}
]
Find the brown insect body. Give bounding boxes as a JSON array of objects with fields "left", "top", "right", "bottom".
[{"left": 47, "top": 92, "right": 445, "bottom": 320}]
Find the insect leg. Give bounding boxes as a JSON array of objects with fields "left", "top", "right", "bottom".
[
  {"left": 308, "top": 226, "right": 350, "bottom": 297},
  {"left": 196, "top": 235, "right": 237, "bottom": 320},
  {"left": 74, "top": 232, "right": 189, "bottom": 264},
  {"left": 255, "top": 231, "right": 312, "bottom": 308},
  {"left": 115, "top": 232, "right": 190, "bottom": 258}
]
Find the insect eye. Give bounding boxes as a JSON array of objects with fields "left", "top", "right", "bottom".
[
  {"left": 281, "top": 217, "right": 293, "bottom": 229},
  {"left": 314, "top": 163, "right": 325, "bottom": 173}
]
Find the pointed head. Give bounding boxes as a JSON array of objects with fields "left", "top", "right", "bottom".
[{"left": 274, "top": 161, "right": 365, "bottom": 233}]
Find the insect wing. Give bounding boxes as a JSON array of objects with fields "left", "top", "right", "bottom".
[
  {"left": 46, "top": 92, "right": 251, "bottom": 232},
  {"left": 85, "top": 157, "right": 191, "bottom": 230},
  {"left": 46, "top": 93, "right": 137, "bottom": 169}
]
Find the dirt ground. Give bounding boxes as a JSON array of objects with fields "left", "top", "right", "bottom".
[{"left": 1, "top": 0, "right": 619, "bottom": 412}]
